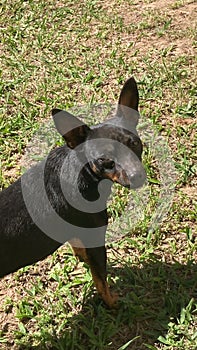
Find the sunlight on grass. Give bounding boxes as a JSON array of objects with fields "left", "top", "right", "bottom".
[{"left": 0, "top": 0, "right": 196, "bottom": 349}]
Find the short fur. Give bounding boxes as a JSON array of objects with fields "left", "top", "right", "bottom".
[{"left": 0, "top": 78, "right": 146, "bottom": 307}]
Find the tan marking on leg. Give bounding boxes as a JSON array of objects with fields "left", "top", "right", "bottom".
[
  {"left": 91, "top": 271, "right": 118, "bottom": 308},
  {"left": 69, "top": 238, "right": 89, "bottom": 263},
  {"left": 69, "top": 239, "right": 118, "bottom": 308}
]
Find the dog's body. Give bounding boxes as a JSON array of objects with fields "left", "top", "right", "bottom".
[{"left": 0, "top": 78, "right": 146, "bottom": 307}]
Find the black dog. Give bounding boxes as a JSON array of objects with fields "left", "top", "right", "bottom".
[{"left": 0, "top": 77, "right": 146, "bottom": 307}]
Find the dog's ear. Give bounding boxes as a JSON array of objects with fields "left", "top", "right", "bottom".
[
  {"left": 52, "top": 109, "right": 90, "bottom": 149},
  {"left": 118, "top": 77, "right": 139, "bottom": 112}
]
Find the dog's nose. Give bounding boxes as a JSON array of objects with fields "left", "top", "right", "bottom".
[{"left": 129, "top": 168, "right": 146, "bottom": 189}]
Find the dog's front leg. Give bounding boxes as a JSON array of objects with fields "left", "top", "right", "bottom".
[
  {"left": 86, "top": 246, "right": 118, "bottom": 308},
  {"left": 70, "top": 242, "right": 117, "bottom": 308}
]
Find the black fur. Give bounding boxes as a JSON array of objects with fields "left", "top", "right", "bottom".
[{"left": 0, "top": 77, "right": 146, "bottom": 307}]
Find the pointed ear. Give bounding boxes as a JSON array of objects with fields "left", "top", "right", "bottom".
[
  {"left": 52, "top": 109, "right": 90, "bottom": 149},
  {"left": 118, "top": 77, "right": 139, "bottom": 111}
]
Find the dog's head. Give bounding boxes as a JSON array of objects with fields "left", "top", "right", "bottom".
[{"left": 52, "top": 77, "right": 146, "bottom": 189}]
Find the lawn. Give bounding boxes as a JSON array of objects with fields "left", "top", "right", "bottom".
[{"left": 0, "top": 0, "right": 196, "bottom": 349}]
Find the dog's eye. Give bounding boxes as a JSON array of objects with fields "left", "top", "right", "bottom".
[{"left": 130, "top": 139, "right": 139, "bottom": 147}]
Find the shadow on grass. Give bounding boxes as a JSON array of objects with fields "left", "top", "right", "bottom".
[{"left": 18, "top": 259, "right": 197, "bottom": 350}]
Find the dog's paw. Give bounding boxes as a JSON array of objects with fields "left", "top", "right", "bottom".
[{"left": 106, "top": 292, "right": 119, "bottom": 309}]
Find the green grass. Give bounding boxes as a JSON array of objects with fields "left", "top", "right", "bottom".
[{"left": 0, "top": 0, "right": 196, "bottom": 349}]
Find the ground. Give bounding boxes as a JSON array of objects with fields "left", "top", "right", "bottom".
[{"left": 0, "top": 0, "right": 196, "bottom": 349}]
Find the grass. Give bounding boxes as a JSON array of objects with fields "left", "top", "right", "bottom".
[{"left": 0, "top": 0, "right": 196, "bottom": 349}]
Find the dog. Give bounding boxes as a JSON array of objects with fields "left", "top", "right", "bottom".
[{"left": 0, "top": 77, "right": 146, "bottom": 308}]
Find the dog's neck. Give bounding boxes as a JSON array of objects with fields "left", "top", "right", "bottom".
[
  {"left": 78, "top": 163, "right": 112, "bottom": 202},
  {"left": 44, "top": 145, "right": 112, "bottom": 208}
]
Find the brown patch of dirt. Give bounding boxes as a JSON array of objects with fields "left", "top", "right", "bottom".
[
  {"left": 121, "top": 1, "right": 197, "bottom": 57},
  {"left": 181, "top": 185, "right": 197, "bottom": 198},
  {"left": 134, "top": 2, "right": 194, "bottom": 57}
]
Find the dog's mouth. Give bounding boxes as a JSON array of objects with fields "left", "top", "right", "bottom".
[
  {"left": 90, "top": 159, "right": 146, "bottom": 189},
  {"left": 106, "top": 168, "right": 146, "bottom": 189}
]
